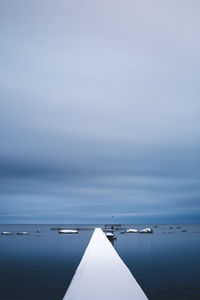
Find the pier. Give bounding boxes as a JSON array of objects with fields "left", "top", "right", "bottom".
[{"left": 63, "top": 228, "right": 148, "bottom": 300}]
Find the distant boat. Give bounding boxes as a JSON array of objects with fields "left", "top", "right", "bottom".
[
  {"left": 139, "top": 228, "right": 153, "bottom": 233},
  {"left": 17, "top": 232, "right": 29, "bottom": 235},
  {"left": 105, "top": 232, "right": 116, "bottom": 240},
  {"left": 126, "top": 229, "right": 138, "bottom": 233},
  {"left": 1, "top": 232, "right": 12, "bottom": 235},
  {"left": 59, "top": 229, "right": 78, "bottom": 234}
]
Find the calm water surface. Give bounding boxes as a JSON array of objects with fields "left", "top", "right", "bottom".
[{"left": 0, "top": 224, "right": 200, "bottom": 300}]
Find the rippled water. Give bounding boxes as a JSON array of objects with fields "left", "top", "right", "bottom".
[{"left": 0, "top": 224, "right": 200, "bottom": 300}]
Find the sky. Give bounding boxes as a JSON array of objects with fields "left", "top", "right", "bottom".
[{"left": 0, "top": 0, "right": 200, "bottom": 224}]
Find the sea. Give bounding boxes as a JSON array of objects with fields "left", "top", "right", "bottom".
[{"left": 0, "top": 224, "right": 200, "bottom": 300}]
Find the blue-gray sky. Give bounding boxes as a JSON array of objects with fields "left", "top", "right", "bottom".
[{"left": 0, "top": 0, "right": 200, "bottom": 224}]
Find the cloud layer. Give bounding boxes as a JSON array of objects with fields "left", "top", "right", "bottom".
[{"left": 0, "top": 0, "right": 200, "bottom": 223}]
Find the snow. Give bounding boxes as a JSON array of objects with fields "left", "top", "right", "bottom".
[
  {"left": 105, "top": 232, "right": 114, "bottom": 236},
  {"left": 139, "top": 228, "right": 153, "bottom": 233},
  {"left": 126, "top": 229, "right": 138, "bottom": 233},
  {"left": 63, "top": 228, "right": 148, "bottom": 300},
  {"left": 59, "top": 229, "right": 78, "bottom": 234}
]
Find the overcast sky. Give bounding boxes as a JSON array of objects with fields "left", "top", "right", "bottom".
[{"left": 0, "top": 0, "right": 200, "bottom": 224}]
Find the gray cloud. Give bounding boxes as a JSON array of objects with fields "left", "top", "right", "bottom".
[{"left": 0, "top": 0, "right": 200, "bottom": 223}]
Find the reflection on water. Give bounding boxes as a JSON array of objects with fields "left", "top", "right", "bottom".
[{"left": 0, "top": 224, "right": 200, "bottom": 300}]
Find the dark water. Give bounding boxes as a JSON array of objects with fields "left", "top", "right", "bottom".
[{"left": 0, "top": 224, "right": 200, "bottom": 300}]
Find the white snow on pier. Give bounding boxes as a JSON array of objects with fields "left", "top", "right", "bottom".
[{"left": 63, "top": 228, "right": 148, "bottom": 300}]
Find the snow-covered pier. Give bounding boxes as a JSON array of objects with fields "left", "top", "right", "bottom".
[{"left": 63, "top": 228, "right": 148, "bottom": 300}]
